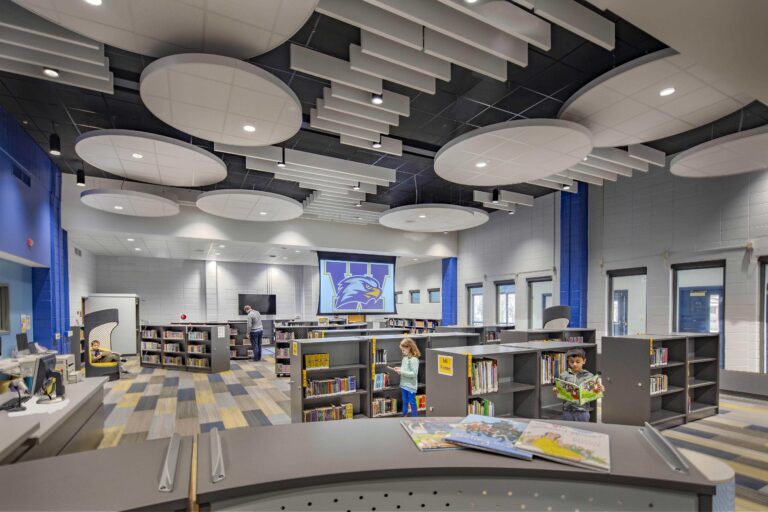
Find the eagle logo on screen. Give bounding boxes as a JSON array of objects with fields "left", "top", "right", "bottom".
[{"left": 335, "top": 275, "right": 383, "bottom": 310}]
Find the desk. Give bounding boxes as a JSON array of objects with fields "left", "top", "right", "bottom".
[
  {"left": 0, "top": 377, "right": 107, "bottom": 463},
  {"left": 0, "top": 416, "right": 39, "bottom": 462}
]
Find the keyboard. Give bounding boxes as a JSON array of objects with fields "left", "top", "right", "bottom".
[{"left": 0, "top": 395, "right": 31, "bottom": 411}]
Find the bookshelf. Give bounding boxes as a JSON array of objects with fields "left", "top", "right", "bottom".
[
  {"left": 140, "top": 324, "right": 229, "bottom": 373},
  {"left": 601, "top": 333, "right": 719, "bottom": 429},
  {"left": 309, "top": 327, "right": 407, "bottom": 338},
  {"left": 384, "top": 317, "right": 440, "bottom": 334},
  {"left": 273, "top": 326, "right": 295, "bottom": 377},
  {"left": 227, "top": 321, "right": 251, "bottom": 360},
  {"left": 437, "top": 324, "right": 516, "bottom": 344},
  {"left": 501, "top": 328, "right": 596, "bottom": 344}
]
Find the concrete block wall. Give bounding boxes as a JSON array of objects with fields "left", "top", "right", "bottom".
[
  {"left": 67, "top": 243, "right": 96, "bottom": 326},
  {"left": 394, "top": 260, "right": 442, "bottom": 319},
  {"left": 457, "top": 193, "right": 560, "bottom": 328},
  {"left": 588, "top": 164, "right": 768, "bottom": 372}
]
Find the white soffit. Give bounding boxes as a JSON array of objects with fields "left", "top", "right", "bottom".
[
  {"left": 330, "top": 82, "right": 410, "bottom": 117},
  {"left": 568, "top": 163, "right": 618, "bottom": 181},
  {"left": 322, "top": 88, "right": 400, "bottom": 126},
  {"left": 291, "top": 44, "right": 382, "bottom": 94},
  {"left": 349, "top": 44, "right": 436, "bottom": 94},
  {"left": 196, "top": 190, "right": 303, "bottom": 222},
  {"left": 316, "top": 99, "right": 390, "bottom": 134},
  {"left": 379, "top": 204, "right": 489, "bottom": 233},
  {"left": 423, "top": 28, "right": 507, "bottom": 82},
  {"left": 80, "top": 189, "right": 180, "bottom": 217},
  {"left": 628, "top": 143, "right": 666, "bottom": 166},
  {"left": 434, "top": 119, "right": 593, "bottom": 186},
  {"left": 525, "top": 0, "right": 614, "bottom": 50},
  {"left": 13, "top": 0, "right": 317, "bottom": 59},
  {"left": 360, "top": 31, "right": 451, "bottom": 81},
  {"left": 557, "top": 170, "right": 603, "bottom": 186},
  {"left": 437, "top": 0, "right": 551, "bottom": 51},
  {"left": 472, "top": 190, "right": 534, "bottom": 207},
  {"left": 364, "top": 0, "right": 528, "bottom": 66},
  {"left": 670, "top": 125, "right": 768, "bottom": 179},
  {"left": 340, "top": 134, "right": 403, "bottom": 157},
  {"left": 140, "top": 53, "right": 302, "bottom": 147},
  {"left": 75, "top": 129, "right": 227, "bottom": 187},
  {"left": 315, "top": 0, "right": 423, "bottom": 50},
  {"left": 310, "top": 109, "right": 381, "bottom": 142},
  {"left": 559, "top": 49, "right": 753, "bottom": 148}
]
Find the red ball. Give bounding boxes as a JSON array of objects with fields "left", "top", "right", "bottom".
[{"left": 180, "top": 314, "right": 187, "bottom": 320}]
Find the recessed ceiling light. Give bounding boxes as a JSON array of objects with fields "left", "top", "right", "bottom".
[
  {"left": 418, "top": 214, "right": 426, "bottom": 218},
  {"left": 132, "top": 153, "right": 144, "bottom": 159},
  {"left": 508, "top": 210, "right": 515, "bottom": 215},
  {"left": 413, "top": 258, "right": 419, "bottom": 261},
  {"left": 659, "top": 87, "right": 676, "bottom": 97},
  {"left": 475, "top": 161, "right": 487, "bottom": 168},
  {"left": 243, "top": 124, "right": 256, "bottom": 132},
  {"left": 259, "top": 211, "right": 267, "bottom": 216},
  {"left": 295, "top": 250, "right": 300, "bottom": 253},
  {"left": 371, "top": 93, "right": 384, "bottom": 105},
  {"left": 215, "top": 252, "right": 221, "bottom": 256},
  {"left": 42, "top": 68, "right": 59, "bottom": 78},
  {"left": 114, "top": 205, "right": 124, "bottom": 210},
  {"left": 282, "top": 256, "right": 287, "bottom": 260},
  {"left": 465, "top": 0, "right": 479, "bottom": 3},
  {"left": 562, "top": 184, "right": 571, "bottom": 191},
  {"left": 583, "top": 156, "right": 588, "bottom": 161},
  {"left": 134, "top": 247, "right": 141, "bottom": 251},
  {"left": 355, "top": 202, "right": 362, "bottom": 208},
  {"left": 219, "top": 244, "right": 226, "bottom": 248},
  {"left": 372, "top": 141, "right": 382, "bottom": 149},
  {"left": 352, "top": 182, "right": 360, "bottom": 191},
  {"left": 443, "top": 231, "right": 448, "bottom": 234},
  {"left": 356, "top": 216, "right": 363, "bottom": 220},
  {"left": 84, "top": 0, "right": 102, "bottom": 5},
  {"left": 126, "top": 238, "right": 135, "bottom": 242}
]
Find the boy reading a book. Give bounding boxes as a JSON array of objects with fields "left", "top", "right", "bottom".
[{"left": 554, "top": 348, "right": 603, "bottom": 422}]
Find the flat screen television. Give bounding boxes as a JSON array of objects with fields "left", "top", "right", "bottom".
[{"left": 237, "top": 294, "right": 276, "bottom": 315}]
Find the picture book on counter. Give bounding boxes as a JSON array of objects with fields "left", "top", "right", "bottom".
[
  {"left": 555, "top": 374, "right": 603, "bottom": 406},
  {"left": 514, "top": 420, "right": 611, "bottom": 472},
  {"left": 444, "top": 415, "right": 533, "bottom": 460},
  {"left": 400, "top": 418, "right": 463, "bottom": 451}
]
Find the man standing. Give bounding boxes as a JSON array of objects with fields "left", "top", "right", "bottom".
[{"left": 243, "top": 304, "right": 263, "bottom": 362}]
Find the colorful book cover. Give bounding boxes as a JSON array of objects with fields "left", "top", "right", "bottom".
[
  {"left": 554, "top": 374, "right": 603, "bottom": 406},
  {"left": 444, "top": 415, "right": 533, "bottom": 460},
  {"left": 401, "top": 418, "right": 463, "bottom": 451},
  {"left": 514, "top": 420, "right": 611, "bottom": 472}
]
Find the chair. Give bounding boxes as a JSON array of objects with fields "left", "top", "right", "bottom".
[
  {"left": 543, "top": 305, "right": 571, "bottom": 330},
  {"left": 84, "top": 308, "right": 121, "bottom": 380}
]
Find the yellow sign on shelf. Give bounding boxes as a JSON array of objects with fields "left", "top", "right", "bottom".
[
  {"left": 467, "top": 353, "right": 472, "bottom": 378},
  {"left": 438, "top": 355, "right": 453, "bottom": 376},
  {"left": 302, "top": 369, "right": 307, "bottom": 388},
  {"left": 292, "top": 341, "right": 298, "bottom": 356}
]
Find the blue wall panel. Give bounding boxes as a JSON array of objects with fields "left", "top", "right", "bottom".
[
  {"left": 441, "top": 257, "right": 458, "bottom": 326},
  {"left": 0, "top": 259, "right": 34, "bottom": 357},
  {"left": 560, "top": 183, "right": 589, "bottom": 328}
]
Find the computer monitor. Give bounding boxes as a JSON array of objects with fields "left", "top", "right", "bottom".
[{"left": 16, "top": 333, "right": 29, "bottom": 353}]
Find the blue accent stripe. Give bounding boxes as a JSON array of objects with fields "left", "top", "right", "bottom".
[
  {"left": 442, "top": 257, "right": 458, "bottom": 326},
  {"left": 559, "top": 182, "right": 588, "bottom": 327}
]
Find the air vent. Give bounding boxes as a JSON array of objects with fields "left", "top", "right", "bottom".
[
  {"left": 12, "top": 164, "right": 31, "bottom": 187},
  {"left": 74, "top": 247, "right": 82, "bottom": 257}
]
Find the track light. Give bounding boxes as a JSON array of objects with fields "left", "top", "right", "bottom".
[
  {"left": 42, "top": 68, "right": 60, "bottom": 78},
  {"left": 352, "top": 182, "right": 360, "bottom": 191},
  {"left": 277, "top": 145, "right": 286, "bottom": 167},
  {"left": 76, "top": 169, "right": 85, "bottom": 187},
  {"left": 371, "top": 93, "right": 384, "bottom": 105},
  {"left": 492, "top": 188, "right": 500, "bottom": 204},
  {"left": 49, "top": 133, "right": 61, "bottom": 156}
]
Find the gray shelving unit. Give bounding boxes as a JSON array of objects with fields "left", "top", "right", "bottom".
[
  {"left": 437, "top": 324, "right": 516, "bottom": 344},
  {"left": 601, "top": 333, "right": 719, "bottom": 429},
  {"left": 384, "top": 317, "right": 440, "bottom": 333},
  {"left": 227, "top": 320, "right": 250, "bottom": 360},
  {"left": 140, "top": 324, "right": 229, "bottom": 373},
  {"left": 310, "top": 327, "right": 407, "bottom": 338},
  {"left": 501, "top": 328, "right": 596, "bottom": 344}
]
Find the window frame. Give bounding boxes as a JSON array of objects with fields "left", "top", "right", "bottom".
[
  {"left": 466, "top": 283, "right": 483, "bottom": 326},
  {"left": 495, "top": 280, "right": 516, "bottom": 325},
  {"left": 409, "top": 289, "right": 421, "bottom": 304},
  {"left": 526, "top": 276, "right": 553, "bottom": 329},
  {"left": 395, "top": 291, "right": 403, "bottom": 305},
  {"left": 607, "top": 267, "right": 647, "bottom": 337},
  {"left": 428, "top": 288, "right": 441, "bottom": 304}
]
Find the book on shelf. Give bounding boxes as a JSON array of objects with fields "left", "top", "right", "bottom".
[
  {"left": 485, "top": 331, "right": 499, "bottom": 342},
  {"left": 514, "top": 420, "right": 611, "bottom": 472},
  {"left": 163, "top": 343, "right": 181, "bottom": 352},
  {"left": 275, "top": 331, "right": 295, "bottom": 341},
  {"left": 541, "top": 353, "right": 567, "bottom": 384},
  {"left": 143, "top": 354, "right": 160, "bottom": 364},
  {"left": 650, "top": 346, "right": 669, "bottom": 366},
  {"left": 162, "top": 355, "right": 183, "bottom": 365},
  {"left": 373, "top": 373, "right": 391, "bottom": 391},
  {"left": 416, "top": 394, "right": 426, "bottom": 412},
  {"left": 276, "top": 348, "right": 290, "bottom": 358},
  {"left": 554, "top": 374, "right": 603, "bottom": 406},
  {"left": 401, "top": 418, "right": 462, "bottom": 451},
  {"left": 188, "top": 358, "right": 210, "bottom": 368},
  {"left": 445, "top": 415, "right": 532, "bottom": 460},
  {"left": 163, "top": 331, "right": 184, "bottom": 340},
  {"left": 187, "top": 344, "right": 207, "bottom": 354},
  {"left": 650, "top": 374, "right": 668, "bottom": 395},
  {"left": 303, "top": 403, "right": 354, "bottom": 422},
  {"left": 565, "top": 336, "right": 584, "bottom": 343},
  {"left": 247, "top": 349, "right": 254, "bottom": 358},
  {"left": 276, "top": 364, "right": 291, "bottom": 374},
  {"left": 141, "top": 341, "right": 160, "bottom": 350},
  {"left": 305, "top": 353, "right": 330, "bottom": 369},
  {"left": 229, "top": 327, "right": 239, "bottom": 335},
  {"left": 469, "top": 358, "right": 498, "bottom": 395},
  {"left": 141, "top": 329, "right": 157, "bottom": 339},
  {"left": 373, "top": 397, "right": 398, "bottom": 417},
  {"left": 188, "top": 331, "right": 209, "bottom": 341},
  {"left": 305, "top": 376, "right": 357, "bottom": 397},
  {"left": 374, "top": 348, "right": 388, "bottom": 364},
  {"left": 467, "top": 398, "right": 495, "bottom": 416},
  {"left": 230, "top": 350, "right": 237, "bottom": 358}
]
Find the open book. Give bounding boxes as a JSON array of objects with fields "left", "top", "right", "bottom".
[
  {"left": 444, "top": 415, "right": 532, "bottom": 460},
  {"left": 555, "top": 374, "right": 603, "bottom": 406},
  {"left": 515, "top": 420, "right": 611, "bottom": 472},
  {"left": 401, "top": 418, "right": 462, "bottom": 451}
]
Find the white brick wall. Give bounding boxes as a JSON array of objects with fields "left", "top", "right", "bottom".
[
  {"left": 394, "top": 260, "right": 442, "bottom": 319},
  {"left": 457, "top": 193, "right": 560, "bottom": 328},
  {"left": 588, "top": 165, "right": 768, "bottom": 372},
  {"left": 67, "top": 243, "right": 96, "bottom": 326}
]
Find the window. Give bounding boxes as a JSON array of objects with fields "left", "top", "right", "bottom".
[
  {"left": 0, "top": 284, "right": 8, "bottom": 333},
  {"left": 496, "top": 281, "right": 515, "bottom": 325},
  {"left": 428, "top": 288, "right": 441, "bottom": 303},
  {"left": 673, "top": 261, "right": 725, "bottom": 367},
  {"left": 607, "top": 268, "right": 647, "bottom": 336},
  {"left": 467, "top": 284, "right": 483, "bottom": 326},
  {"left": 410, "top": 290, "right": 421, "bottom": 304},
  {"left": 528, "top": 278, "right": 553, "bottom": 329},
  {"left": 395, "top": 291, "right": 403, "bottom": 304}
]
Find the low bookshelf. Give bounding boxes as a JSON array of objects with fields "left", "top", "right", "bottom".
[
  {"left": 437, "top": 324, "right": 515, "bottom": 344},
  {"left": 384, "top": 317, "right": 440, "bottom": 334},
  {"left": 601, "top": 333, "right": 719, "bottom": 429},
  {"left": 227, "top": 321, "right": 250, "bottom": 360},
  {"left": 140, "top": 324, "right": 229, "bottom": 373},
  {"left": 501, "top": 328, "right": 596, "bottom": 345}
]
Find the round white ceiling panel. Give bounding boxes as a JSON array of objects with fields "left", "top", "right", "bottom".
[
  {"left": 12, "top": 0, "right": 318, "bottom": 59},
  {"left": 80, "top": 189, "right": 180, "bottom": 217},
  {"left": 671, "top": 125, "right": 768, "bottom": 178},
  {"left": 559, "top": 48, "right": 753, "bottom": 148},
  {"left": 140, "top": 53, "right": 302, "bottom": 146},
  {"left": 196, "top": 190, "right": 303, "bottom": 222},
  {"left": 434, "top": 119, "right": 592, "bottom": 186},
  {"left": 379, "top": 204, "right": 489, "bottom": 233},
  {"left": 75, "top": 129, "right": 227, "bottom": 187}
]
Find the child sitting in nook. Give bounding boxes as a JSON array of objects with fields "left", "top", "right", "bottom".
[{"left": 90, "top": 340, "right": 128, "bottom": 373}]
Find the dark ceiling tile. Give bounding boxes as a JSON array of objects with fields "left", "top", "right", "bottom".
[
  {"left": 469, "top": 107, "right": 515, "bottom": 126},
  {"left": 494, "top": 87, "right": 547, "bottom": 115},
  {"left": 439, "top": 97, "right": 487, "bottom": 123},
  {"left": 518, "top": 98, "right": 562, "bottom": 119},
  {"left": 523, "top": 62, "right": 586, "bottom": 98},
  {"left": 411, "top": 89, "right": 457, "bottom": 115},
  {"left": 463, "top": 78, "right": 517, "bottom": 106}
]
